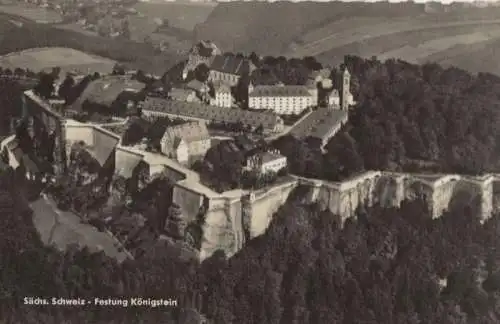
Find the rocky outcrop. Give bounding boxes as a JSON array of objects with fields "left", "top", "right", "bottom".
[{"left": 171, "top": 171, "right": 500, "bottom": 260}]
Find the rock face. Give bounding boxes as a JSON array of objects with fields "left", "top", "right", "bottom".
[{"left": 171, "top": 171, "right": 500, "bottom": 260}]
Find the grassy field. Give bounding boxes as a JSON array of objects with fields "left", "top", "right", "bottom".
[
  {"left": 0, "top": 4, "right": 61, "bottom": 23},
  {"left": 132, "top": 1, "right": 217, "bottom": 31},
  {"left": 0, "top": 47, "right": 117, "bottom": 74},
  {"left": 0, "top": 12, "right": 182, "bottom": 75}
]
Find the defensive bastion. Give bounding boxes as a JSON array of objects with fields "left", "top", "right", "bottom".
[{"left": 172, "top": 171, "right": 500, "bottom": 260}]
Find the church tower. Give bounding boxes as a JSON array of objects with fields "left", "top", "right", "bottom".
[{"left": 340, "top": 67, "right": 351, "bottom": 111}]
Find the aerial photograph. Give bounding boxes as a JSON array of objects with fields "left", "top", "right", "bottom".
[{"left": 2, "top": 0, "right": 500, "bottom": 322}]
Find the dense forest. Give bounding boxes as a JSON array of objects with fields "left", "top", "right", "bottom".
[{"left": 274, "top": 55, "right": 500, "bottom": 181}]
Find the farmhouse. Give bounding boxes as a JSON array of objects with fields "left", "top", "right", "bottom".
[
  {"left": 208, "top": 55, "right": 256, "bottom": 87},
  {"left": 290, "top": 108, "right": 349, "bottom": 149},
  {"left": 140, "top": 97, "right": 285, "bottom": 134},
  {"left": 160, "top": 121, "right": 211, "bottom": 165},
  {"left": 248, "top": 84, "right": 318, "bottom": 115}
]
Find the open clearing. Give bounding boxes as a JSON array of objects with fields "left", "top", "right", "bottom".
[
  {"left": 0, "top": 4, "right": 61, "bottom": 23},
  {"left": 0, "top": 47, "right": 117, "bottom": 74},
  {"left": 132, "top": 2, "right": 217, "bottom": 31}
]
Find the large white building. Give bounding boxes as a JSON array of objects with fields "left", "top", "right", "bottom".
[{"left": 248, "top": 84, "right": 317, "bottom": 115}]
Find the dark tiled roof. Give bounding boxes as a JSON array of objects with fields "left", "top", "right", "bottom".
[
  {"left": 210, "top": 55, "right": 253, "bottom": 76},
  {"left": 141, "top": 97, "right": 282, "bottom": 131},
  {"left": 290, "top": 108, "right": 348, "bottom": 141},
  {"left": 249, "top": 85, "right": 312, "bottom": 97}
]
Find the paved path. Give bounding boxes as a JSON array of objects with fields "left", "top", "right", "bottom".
[{"left": 30, "top": 195, "right": 129, "bottom": 262}]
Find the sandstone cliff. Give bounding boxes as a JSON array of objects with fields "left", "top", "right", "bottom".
[{"left": 171, "top": 171, "right": 500, "bottom": 260}]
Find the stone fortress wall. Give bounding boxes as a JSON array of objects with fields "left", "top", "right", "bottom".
[
  {"left": 180, "top": 171, "right": 500, "bottom": 260},
  {"left": 23, "top": 91, "right": 500, "bottom": 261}
]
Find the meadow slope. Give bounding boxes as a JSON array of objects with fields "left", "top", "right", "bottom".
[{"left": 196, "top": 2, "right": 500, "bottom": 74}]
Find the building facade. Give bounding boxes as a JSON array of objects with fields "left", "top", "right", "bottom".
[
  {"left": 248, "top": 84, "right": 317, "bottom": 115},
  {"left": 209, "top": 81, "right": 232, "bottom": 108},
  {"left": 246, "top": 150, "right": 287, "bottom": 175},
  {"left": 160, "top": 121, "right": 211, "bottom": 165},
  {"left": 208, "top": 55, "right": 255, "bottom": 87}
]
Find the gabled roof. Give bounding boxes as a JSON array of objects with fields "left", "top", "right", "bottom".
[
  {"left": 140, "top": 97, "right": 282, "bottom": 131},
  {"left": 210, "top": 55, "right": 253, "bottom": 76},
  {"left": 249, "top": 85, "right": 312, "bottom": 97},
  {"left": 161, "top": 121, "right": 209, "bottom": 153}
]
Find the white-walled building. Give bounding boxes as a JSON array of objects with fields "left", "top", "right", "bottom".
[
  {"left": 246, "top": 149, "right": 287, "bottom": 175},
  {"left": 248, "top": 84, "right": 317, "bottom": 115},
  {"left": 209, "top": 81, "right": 233, "bottom": 108},
  {"left": 160, "top": 121, "right": 211, "bottom": 165},
  {"left": 328, "top": 89, "right": 340, "bottom": 106}
]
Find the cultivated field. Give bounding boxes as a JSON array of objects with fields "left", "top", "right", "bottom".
[
  {"left": 288, "top": 18, "right": 500, "bottom": 58},
  {"left": 377, "top": 30, "right": 500, "bottom": 64},
  {"left": 0, "top": 4, "right": 62, "bottom": 23},
  {"left": 314, "top": 23, "right": 500, "bottom": 73},
  {"left": 132, "top": 1, "right": 217, "bottom": 31},
  {"left": 0, "top": 47, "right": 117, "bottom": 74}
]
